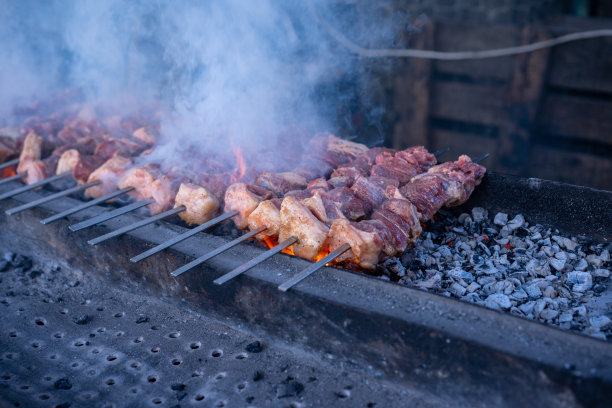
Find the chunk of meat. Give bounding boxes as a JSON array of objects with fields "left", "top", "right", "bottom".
[
  {"left": 132, "top": 127, "right": 157, "bottom": 145},
  {"left": 371, "top": 209, "right": 412, "bottom": 256},
  {"left": 328, "top": 219, "right": 382, "bottom": 270},
  {"left": 18, "top": 160, "right": 47, "bottom": 185},
  {"left": 119, "top": 164, "right": 179, "bottom": 214},
  {"left": 317, "top": 134, "right": 368, "bottom": 167},
  {"left": 428, "top": 155, "right": 486, "bottom": 206},
  {"left": 118, "top": 164, "right": 159, "bottom": 202},
  {"left": 381, "top": 199, "right": 422, "bottom": 243},
  {"left": 247, "top": 199, "right": 281, "bottom": 240},
  {"left": 350, "top": 176, "right": 399, "bottom": 211},
  {"left": 85, "top": 154, "right": 133, "bottom": 199},
  {"left": 224, "top": 183, "right": 274, "bottom": 229},
  {"left": 73, "top": 155, "right": 105, "bottom": 184},
  {"left": 328, "top": 187, "right": 369, "bottom": 221},
  {"left": 396, "top": 146, "right": 437, "bottom": 173},
  {"left": 279, "top": 195, "right": 330, "bottom": 260},
  {"left": 18, "top": 132, "right": 43, "bottom": 166},
  {"left": 370, "top": 156, "right": 418, "bottom": 184},
  {"left": 56, "top": 149, "right": 80, "bottom": 175},
  {"left": 399, "top": 173, "right": 456, "bottom": 221},
  {"left": 174, "top": 182, "right": 221, "bottom": 225},
  {"left": 255, "top": 172, "right": 307, "bottom": 196},
  {"left": 300, "top": 191, "right": 346, "bottom": 225}
]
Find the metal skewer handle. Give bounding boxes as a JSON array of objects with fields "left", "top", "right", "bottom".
[
  {"left": 131, "top": 211, "right": 239, "bottom": 263},
  {"left": 0, "top": 173, "right": 24, "bottom": 186},
  {"left": 41, "top": 187, "right": 135, "bottom": 225},
  {"left": 278, "top": 243, "right": 351, "bottom": 292},
  {"left": 171, "top": 226, "right": 266, "bottom": 277},
  {"left": 6, "top": 181, "right": 101, "bottom": 215},
  {"left": 0, "top": 158, "right": 19, "bottom": 171},
  {"left": 213, "top": 236, "right": 298, "bottom": 285},
  {"left": 0, "top": 172, "right": 70, "bottom": 201},
  {"left": 69, "top": 199, "right": 153, "bottom": 232}
]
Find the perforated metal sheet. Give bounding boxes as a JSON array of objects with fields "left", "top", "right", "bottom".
[{"left": 0, "top": 256, "right": 444, "bottom": 408}]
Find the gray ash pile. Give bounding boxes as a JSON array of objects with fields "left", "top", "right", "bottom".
[{"left": 380, "top": 207, "right": 611, "bottom": 341}]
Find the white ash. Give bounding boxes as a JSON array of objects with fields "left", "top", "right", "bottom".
[{"left": 384, "top": 207, "right": 612, "bottom": 342}]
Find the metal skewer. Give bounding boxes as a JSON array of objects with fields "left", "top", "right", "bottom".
[
  {"left": 0, "top": 173, "right": 24, "bottom": 186},
  {"left": 5, "top": 180, "right": 101, "bottom": 216},
  {"left": 0, "top": 158, "right": 19, "bottom": 171},
  {"left": 69, "top": 199, "right": 153, "bottom": 232},
  {"left": 41, "top": 187, "right": 135, "bottom": 225},
  {"left": 87, "top": 205, "right": 186, "bottom": 246},
  {"left": 171, "top": 226, "right": 267, "bottom": 277},
  {"left": 130, "top": 211, "right": 239, "bottom": 263},
  {"left": 432, "top": 147, "right": 450, "bottom": 158},
  {"left": 0, "top": 172, "right": 70, "bottom": 201},
  {"left": 474, "top": 153, "right": 489, "bottom": 164},
  {"left": 278, "top": 243, "right": 351, "bottom": 292},
  {"left": 213, "top": 236, "right": 298, "bottom": 285}
]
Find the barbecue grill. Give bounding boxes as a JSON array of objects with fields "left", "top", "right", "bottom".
[{"left": 1, "top": 171, "right": 610, "bottom": 407}]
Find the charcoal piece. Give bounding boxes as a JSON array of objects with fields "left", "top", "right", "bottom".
[
  {"left": 136, "top": 315, "right": 150, "bottom": 324},
  {"left": 54, "top": 377, "right": 72, "bottom": 390},
  {"left": 0, "top": 260, "right": 8, "bottom": 272},
  {"left": 56, "top": 403, "right": 71, "bottom": 408},
  {"left": 72, "top": 314, "right": 91, "bottom": 325},
  {"left": 245, "top": 340, "right": 263, "bottom": 353},
  {"left": 11, "top": 254, "right": 32, "bottom": 270},
  {"left": 28, "top": 269, "right": 43, "bottom": 279},
  {"left": 246, "top": 396, "right": 255, "bottom": 403},
  {"left": 3, "top": 252, "right": 14, "bottom": 263},
  {"left": 276, "top": 377, "right": 304, "bottom": 398}
]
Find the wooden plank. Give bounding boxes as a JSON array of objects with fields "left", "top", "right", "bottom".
[
  {"left": 433, "top": 22, "right": 521, "bottom": 82},
  {"left": 538, "top": 94, "right": 612, "bottom": 145},
  {"left": 548, "top": 36, "right": 612, "bottom": 94},
  {"left": 528, "top": 146, "right": 612, "bottom": 190},
  {"left": 430, "top": 82, "right": 506, "bottom": 127},
  {"left": 391, "top": 20, "right": 435, "bottom": 149},
  {"left": 496, "top": 25, "right": 551, "bottom": 174},
  {"left": 430, "top": 129, "right": 498, "bottom": 165}
]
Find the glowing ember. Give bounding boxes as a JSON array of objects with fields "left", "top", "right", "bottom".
[
  {"left": 231, "top": 143, "right": 246, "bottom": 183},
  {"left": 1, "top": 166, "right": 16, "bottom": 178}
]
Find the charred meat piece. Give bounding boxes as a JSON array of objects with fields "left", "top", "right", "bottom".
[
  {"left": 428, "top": 155, "right": 486, "bottom": 206},
  {"left": 279, "top": 195, "right": 330, "bottom": 260},
  {"left": 255, "top": 171, "right": 307, "bottom": 196},
  {"left": 85, "top": 154, "right": 133, "bottom": 199},
  {"left": 399, "top": 173, "right": 456, "bottom": 222},
  {"left": 247, "top": 199, "right": 282, "bottom": 240},
  {"left": 224, "top": 183, "right": 274, "bottom": 229},
  {"left": 174, "top": 182, "right": 221, "bottom": 225}
]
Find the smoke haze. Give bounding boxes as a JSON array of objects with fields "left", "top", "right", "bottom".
[{"left": 0, "top": 0, "right": 408, "bottom": 161}]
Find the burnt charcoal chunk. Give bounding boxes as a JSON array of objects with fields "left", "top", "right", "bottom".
[
  {"left": 515, "top": 227, "right": 529, "bottom": 238},
  {"left": 171, "top": 383, "right": 185, "bottom": 391},
  {"left": 0, "top": 260, "right": 8, "bottom": 272},
  {"left": 72, "top": 315, "right": 91, "bottom": 325},
  {"left": 54, "top": 378, "right": 72, "bottom": 390},
  {"left": 246, "top": 396, "right": 255, "bottom": 403},
  {"left": 56, "top": 403, "right": 71, "bottom": 408},
  {"left": 12, "top": 255, "right": 32, "bottom": 270},
  {"left": 252, "top": 371, "right": 264, "bottom": 382},
  {"left": 245, "top": 340, "right": 263, "bottom": 353},
  {"left": 276, "top": 377, "right": 304, "bottom": 398},
  {"left": 28, "top": 269, "right": 43, "bottom": 279},
  {"left": 136, "top": 315, "right": 150, "bottom": 324}
]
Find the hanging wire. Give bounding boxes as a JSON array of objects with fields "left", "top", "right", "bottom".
[{"left": 307, "top": 1, "right": 612, "bottom": 60}]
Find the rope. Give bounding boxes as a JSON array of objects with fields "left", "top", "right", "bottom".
[{"left": 308, "top": 2, "right": 612, "bottom": 60}]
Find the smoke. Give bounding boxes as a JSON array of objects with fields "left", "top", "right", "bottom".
[{"left": 0, "top": 0, "right": 409, "bottom": 161}]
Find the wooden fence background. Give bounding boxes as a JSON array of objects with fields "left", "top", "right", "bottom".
[{"left": 384, "top": 16, "right": 612, "bottom": 190}]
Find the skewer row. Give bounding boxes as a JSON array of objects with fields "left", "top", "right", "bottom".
[{"left": 0, "top": 147, "right": 485, "bottom": 294}]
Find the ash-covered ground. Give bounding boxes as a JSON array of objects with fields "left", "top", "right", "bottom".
[{"left": 377, "top": 207, "right": 612, "bottom": 341}]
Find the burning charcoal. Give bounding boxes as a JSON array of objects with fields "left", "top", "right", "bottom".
[
  {"left": 54, "top": 377, "right": 72, "bottom": 390},
  {"left": 549, "top": 257, "right": 565, "bottom": 272},
  {"left": 573, "top": 259, "right": 588, "bottom": 271},
  {"left": 506, "top": 214, "right": 525, "bottom": 231},
  {"left": 245, "top": 341, "right": 264, "bottom": 353},
  {"left": 484, "top": 294, "right": 512, "bottom": 310},
  {"left": 589, "top": 316, "right": 612, "bottom": 329},
  {"left": 471, "top": 207, "right": 487, "bottom": 223},
  {"left": 567, "top": 271, "right": 593, "bottom": 292},
  {"left": 447, "top": 268, "right": 473, "bottom": 283},
  {"left": 72, "top": 314, "right": 91, "bottom": 325},
  {"left": 493, "top": 212, "right": 508, "bottom": 226},
  {"left": 539, "top": 308, "right": 559, "bottom": 321},
  {"left": 276, "top": 377, "right": 304, "bottom": 398},
  {"left": 592, "top": 269, "right": 610, "bottom": 278}
]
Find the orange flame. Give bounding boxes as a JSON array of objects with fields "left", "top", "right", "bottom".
[
  {"left": 262, "top": 236, "right": 296, "bottom": 256},
  {"left": 1, "top": 165, "right": 16, "bottom": 178},
  {"left": 231, "top": 143, "right": 246, "bottom": 182}
]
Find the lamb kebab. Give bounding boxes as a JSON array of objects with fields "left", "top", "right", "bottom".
[{"left": 171, "top": 145, "right": 438, "bottom": 278}]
